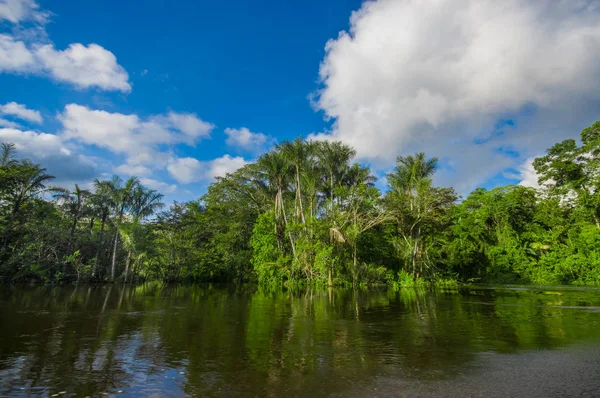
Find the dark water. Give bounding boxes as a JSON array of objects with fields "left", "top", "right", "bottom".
[{"left": 2, "top": 285, "right": 600, "bottom": 397}]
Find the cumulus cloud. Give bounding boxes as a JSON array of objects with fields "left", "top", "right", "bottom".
[
  {"left": 167, "top": 155, "right": 247, "bottom": 184},
  {"left": 140, "top": 177, "right": 177, "bottom": 193},
  {"left": 35, "top": 43, "right": 131, "bottom": 92},
  {"left": 0, "top": 101, "right": 42, "bottom": 123},
  {"left": 311, "top": 0, "right": 600, "bottom": 193},
  {"left": 224, "top": 127, "right": 271, "bottom": 153},
  {"left": 59, "top": 104, "right": 214, "bottom": 165},
  {"left": 0, "top": 34, "right": 35, "bottom": 72},
  {"left": 0, "top": 0, "right": 49, "bottom": 23},
  {"left": 165, "top": 112, "right": 214, "bottom": 142},
  {"left": 0, "top": 1, "right": 131, "bottom": 92},
  {"left": 0, "top": 127, "right": 99, "bottom": 185}
]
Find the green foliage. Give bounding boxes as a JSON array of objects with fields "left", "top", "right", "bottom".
[
  {"left": 251, "top": 212, "right": 288, "bottom": 285},
  {"left": 3, "top": 120, "right": 600, "bottom": 287}
]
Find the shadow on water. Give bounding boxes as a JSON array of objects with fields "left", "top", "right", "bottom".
[{"left": 1, "top": 284, "right": 600, "bottom": 397}]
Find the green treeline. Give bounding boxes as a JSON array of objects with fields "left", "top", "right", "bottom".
[{"left": 1, "top": 121, "right": 600, "bottom": 286}]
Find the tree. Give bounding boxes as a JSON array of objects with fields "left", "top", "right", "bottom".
[
  {"left": 256, "top": 152, "right": 295, "bottom": 257},
  {"left": 278, "top": 138, "right": 311, "bottom": 224},
  {"left": 90, "top": 178, "right": 116, "bottom": 278},
  {"left": 108, "top": 176, "right": 140, "bottom": 281},
  {"left": 385, "top": 153, "right": 455, "bottom": 278},
  {"left": 1, "top": 157, "right": 55, "bottom": 252},
  {"left": 53, "top": 184, "right": 91, "bottom": 277},
  {"left": 315, "top": 141, "right": 356, "bottom": 212},
  {"left": 330, "top": 180, "right": 389, "bottom": 285},
  {"left": 121, "top": 185, "right": 164, "bottom": 282},
  {"left": 534, "top": 121, "right": 600, "bottom": 228}
]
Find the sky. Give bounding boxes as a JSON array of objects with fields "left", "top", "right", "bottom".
[{"left": 1, "top": 0, "right": 600, "bottom": 202}]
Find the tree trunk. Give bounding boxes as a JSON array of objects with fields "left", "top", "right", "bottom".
[
  {"left": 123, "top": 251, "right": 132, "bottom": 283},
  {"left": 280, "top": 194, "right": 296, "bottom": 259},
  {"left": 412, "top": 228, "right": 420, "bottom": 277},
  {"left": 93, "top": 215, "right": 106, "bottom": 278},
  {"left": 110, "top": 229, "right": 119, "bottom": 281},
  {"left": 330, "top": 171, "right": 334, "bottom": 213},
  {"left": 328, "top": 265, "right": 333, "bottom": 287},
  {"left": 295, "top": 165, "right": 305, "bottom": 224},
  {"left": 353, "top": 244, "right": 358, "bottom": 286}
]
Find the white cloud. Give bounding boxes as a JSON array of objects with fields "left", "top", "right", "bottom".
[
  {"left": 166, "top": 157, "right": 202, "bottom": 184},
  {"left": 0, "top": 127, "right": 98, "bottom": 184},
  {"left": 114, "top": 164, "right": 151, "bottom": 177},
  {"left": 0, "top": 35, "right": 131, "bottom": 92},
  {"left": 0, "top": 34, "right": 35, "bottom": 72},
  {"left": 166, "top": 112, "right": 214, "bottom": 141},
  {"left": 312, "top": 0, "right": 600, "bottom": 193},
  {"left": 209, "top": 154, "right": 248, "bottom": 178},
  {"left": 0, "top": 0, "right": 49, "bottom": 23},
  {"left": 140, "top": 177, "right": 177, "bottom": 194},
  {"left": 224, "top": 127, "right": 270, "bottom": 152},
  {"left": 167, "top": 155, "right": 247, "bottom": 184},
  {"left": 0, "top": 118, "right": 20, "bottom": 128},
  {"left": 504, "top": 157, "right": 541, "bottom": 189},
  {"left": 0, "top": 1, "right": 131, "bottom": 92},
  {"left": 58, "top": 104, "right": 214, "bottom": 171},
  {"left": 0, "top": 101, "right": 42, "bottom": 123},
  {"left": 60, "top": 104, "right": 139, "bottom": 154},
  {"left": 35, "top": 43, "right": 131, "bottom": 92},
  {"left": 0, "top": 127, "right": 63, "bottom": 158},
  {"left": 59, "top": 104, "right": 214, "bottom": 166}
]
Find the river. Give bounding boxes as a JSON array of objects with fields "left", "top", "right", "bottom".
[{"left": 1, "top": 284, "right": 600, "bottom": 397}]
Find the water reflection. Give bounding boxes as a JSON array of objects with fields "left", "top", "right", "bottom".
[{"left": 1, "top": 284, "right": 600, "bottom": 396}]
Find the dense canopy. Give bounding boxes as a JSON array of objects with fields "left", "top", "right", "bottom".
[{"left": 1, "top": 121, "right": 600, "bottom": 286}]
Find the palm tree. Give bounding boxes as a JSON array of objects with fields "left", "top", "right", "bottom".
[
  {"left": 121, "top": 185, "right": 163, "bottom": 282},
  {"left": 257, "top": 151, "right": 295, "bottom": 257},
  {"left": 386, "top": 153, "right": 440, "bottom": 277},
  {"left": 90, "top": 178, "right": 116, "bottom": 277},
  {"left": 53, "top": 184, "right": 91, "bottom": 277},
  {"left": 278, "top": 138, "right": 311, "bottom": 224},
  {"left": 315, "top": 141, "right": 356, "bottom": 211},
  {"left": 1, "top": 159, "right": 55, "bottom": 251},
  {"left": 108, "top": 176, "right": 140, "bottom": 281},
  {"left": 388, "top": 152, "right": 438, "bottom": 203},
  {"left": 0, "top": 142, "right": 18, "bottom": 168}
]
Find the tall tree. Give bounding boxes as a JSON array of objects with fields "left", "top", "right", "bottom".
[
  {"left": 53, "top": 184, "right": 91, "bottom": 277},
  {"left": 121, "top": 185, "right": 164, "bottom": 282},
  {"left": 1, "top": 158, "right": 55, "bottom": 251},
  {"left": 108, "top": 176, "right": 140, "bottom": 281},
  {"left": 90, "top": 178, "right": 116, "bottom": 277},
  {"left": 385, "top": 153, "right": 455, "bottom": 277},
  {"left": 534, "top": 121, "right": 600, "bottom": 228},
  {"left": 279, "top": 138, "right": 311, "bottom": 224},
  {"left": 257, "top": 151, "right": 295, "bottom": 257},
  {"left": 315, "top": 141, "right": 356, "bottom": 212}
]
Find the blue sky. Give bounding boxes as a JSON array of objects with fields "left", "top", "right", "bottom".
[{"left": 1, "top": 0, "right": 600, "bottom": 201}]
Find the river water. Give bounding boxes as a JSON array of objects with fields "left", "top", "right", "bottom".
[{"left": 1, "top": 284, "right": 600, "bottom": 397}]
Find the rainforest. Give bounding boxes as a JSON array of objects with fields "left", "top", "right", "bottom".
[{"left": 1, "top": 121, "right": 600, "bottom": 287}]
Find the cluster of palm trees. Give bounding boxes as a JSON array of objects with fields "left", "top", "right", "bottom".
[
  {"left": 53, "top": 176, "right": 164, "bottom": 281},
  {"left": 216, "top": 138, "right": 453, "bottom": 284},
  {"left": 1, "top": 142, "right": 164, "bottom": 282},
  {"left": 1, "top": 137, "right": 455, "bottom": 285}
]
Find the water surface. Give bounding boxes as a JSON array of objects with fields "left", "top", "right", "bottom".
[{"left": 2, "top": 284, "right": 600, "bottom": 397}]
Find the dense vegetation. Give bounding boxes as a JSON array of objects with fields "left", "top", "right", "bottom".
[{"left": 1, "top": 121, "right": 600, "bottom": 286}]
